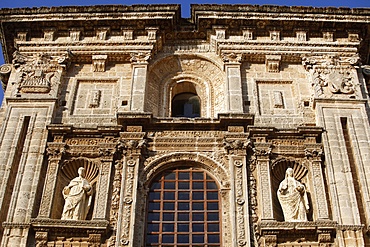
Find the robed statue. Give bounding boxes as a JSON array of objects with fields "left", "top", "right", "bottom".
[
  {"left": 61, "top": 167, "right": 93, "bottom": 220},
  {"left": 277, "top": 167, "right": 309, "bottom": 222}
]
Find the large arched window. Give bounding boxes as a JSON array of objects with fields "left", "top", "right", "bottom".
[{"left": 145, "top": 167, "right": 221, "bottom": 246}]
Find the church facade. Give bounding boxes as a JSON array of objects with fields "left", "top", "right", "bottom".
[{"left": 0, "top": 4, "right": 370, "bottom": 246}]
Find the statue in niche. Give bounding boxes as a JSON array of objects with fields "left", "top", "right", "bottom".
[
  {"left": 61, "top": 167, "right": 93, "bottom": 220},
  {"left": 277, "top": 167, "right": 309, "bottom": 222}
]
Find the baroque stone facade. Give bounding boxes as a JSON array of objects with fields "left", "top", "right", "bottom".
[{"left": 0, "top": 4, "right": 369, "bottom": 247}]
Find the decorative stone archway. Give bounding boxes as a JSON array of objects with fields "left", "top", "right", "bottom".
[
  {"left": 146, "top": 55, "right": 225, "bottom": 118},
  {"left": 133, "top": 152, "right": 233, "bottom": 247}
]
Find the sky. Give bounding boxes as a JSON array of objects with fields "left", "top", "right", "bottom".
[{"left": 0, "top": 0, "right": 369, "bottom": 104}]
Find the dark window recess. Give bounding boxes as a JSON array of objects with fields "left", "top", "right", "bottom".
[
  {"left": 172, "top": 93, "right": 200, "bottom": 118},
  {"left": 145, "top": 167, "right": 221, "bottom": 246}
]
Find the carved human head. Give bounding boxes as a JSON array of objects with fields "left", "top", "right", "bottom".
[
  {"left": 285, "top": 167, "right": 294, "bottom": 178},
  {"left": 78, "top": 167, "right": 86, "bottom": 177}
]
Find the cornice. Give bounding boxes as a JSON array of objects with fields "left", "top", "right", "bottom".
[{"left": 192, "top": 5, "right": 370, "bottom": 23}]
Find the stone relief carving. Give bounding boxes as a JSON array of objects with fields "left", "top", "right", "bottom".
[
  {"left": 221, "top": 52, "right": 242, "bottom": 64},
  {"left": 302, "top": 54, "right": 359, "bottom": 98},
  {"left": 61, "top": 167, "right": 93, "bottom": 220},
  {"left": 130, "top": 52, "right": 151, "bottom": 64},
  {"left": 12, "top": 51, "right": 70, "bottom": 94},
  {"left": 277, "top": 168, "right": 309, "bottom": 222}
]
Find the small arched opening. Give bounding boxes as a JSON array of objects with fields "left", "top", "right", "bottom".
[{"left": 170, "top": 82, "right": 201, "bottom": 118}]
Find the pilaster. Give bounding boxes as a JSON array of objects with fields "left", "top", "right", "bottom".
[
  {"left": 38, "top": 140, "right": 66, "bottom": 218},
  {"left": 222, "top": 53, "right": 244, "bottom": 113},
  {"left": 223, "top": 128, "right": 250, "bottom": 246},
  {"left": 129, "top": 53, "right": 151, "bottom": 112},
  {"left": 116, "top": 129, "right": 147, "bottom": 246},
  {"left": 254, "top": 141, "right": 274, "bottom": 221}
]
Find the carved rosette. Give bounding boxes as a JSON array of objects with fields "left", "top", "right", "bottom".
[
  {"left": 302, "top": 54, "right": 359, "bottom": 98},
  {"left": 0, "top": 63, "right": 12, "bottom": 89},
  {"left": 12, "top": 51, "right": 71, "bottom": 93}
]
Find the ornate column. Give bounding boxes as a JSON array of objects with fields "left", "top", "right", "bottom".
[
  {"left": 223, "top": 128, "right": 250, "bottom": 246},
  {"left": 116, "top": 129, "right": 147, "bottom": 246},
  {"left": 92, "top": 139, "right": 116, "bottom": 220},
  {"left": 129, "top": 53, "right": 150, "bottom": 112},
  {"left": 304, "top": 143, "right": 330, "bottom": 220},
  {"left": 38, "top": 137, "right": 66, "bottom": 218},
  {"left": 254, "top": 139, "right": 274, "bottom": 221},
  {"left": 221, "top": 53, "right": 244, "bottom": 113}
]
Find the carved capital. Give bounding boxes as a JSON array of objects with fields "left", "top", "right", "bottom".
[
  {"left": 253, "top": 146, "right": 272, "bottom": 157},
  {"left": 222, "top": 52, "right": 242, "bottom": 64},
  {"left": 92, "top": 55, "right": 108, "bottom": 72},
  {"left": 265, "top": 55, "right": 281, "bottom": 73},
  {"left": 46, "top": 143, "right": 66, "bottom": 160},
  {"left": 305, "top": 147, "right": 323, "bottom": 159},
  {"left": 118, "top": 138, "right": 148, "bottom": 153},
  {"left": 223, "top": 138, "right": 249, "bottom": 155},
  {"left": 130, "top": 52, "right": 151, "bottom": 64}
]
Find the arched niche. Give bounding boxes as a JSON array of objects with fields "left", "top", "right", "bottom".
[
  {"left": 271, "top": 159, "right": 310, "bottom": 221},
  {"left": 52, "top": 157, "right": 99, "bottom": 220},
  {"left": 146, "top": 55, "right": 224, "bottom": 118}
]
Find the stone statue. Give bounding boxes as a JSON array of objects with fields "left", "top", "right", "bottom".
[
  {"left": 277, "top": 167, "right": 309, "bottom": 222},
  {"left": 61, "top": 167, "right": 93, "bottom": 220}
]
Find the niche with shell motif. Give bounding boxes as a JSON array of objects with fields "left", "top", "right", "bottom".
[
  {"left": 271, "top": 159, "right": 312, "bottom": 221},
  {"left": 52, "top": 158, "right": 99, "bottom": 219}
]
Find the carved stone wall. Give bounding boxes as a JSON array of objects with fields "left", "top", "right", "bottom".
[{"left": 0, "top": 4, "right": 369, "bottom": 247}]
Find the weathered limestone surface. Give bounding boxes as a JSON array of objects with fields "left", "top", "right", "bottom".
[{"left": 0, "top": 4, "right": 369, "bottom": 247}]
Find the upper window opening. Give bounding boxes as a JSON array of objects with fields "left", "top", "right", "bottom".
[{"left": 172, "top": 93, "right": 200, "bottom": 118}]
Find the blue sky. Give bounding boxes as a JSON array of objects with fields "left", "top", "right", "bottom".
[{"left": 0, "top": 0, "right": 369, "bottom": 104}]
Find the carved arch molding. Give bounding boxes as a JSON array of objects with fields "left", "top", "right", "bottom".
[
  {"left": 146, "top": 55, "right": 225, "bottom": 118},
  {"left": 132, "top": 152, "right": 234, "bottom": 247}
]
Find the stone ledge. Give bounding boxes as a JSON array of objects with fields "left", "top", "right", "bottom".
[{"left": 31, "top": 218, "right": 109, "bottom": 234}]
